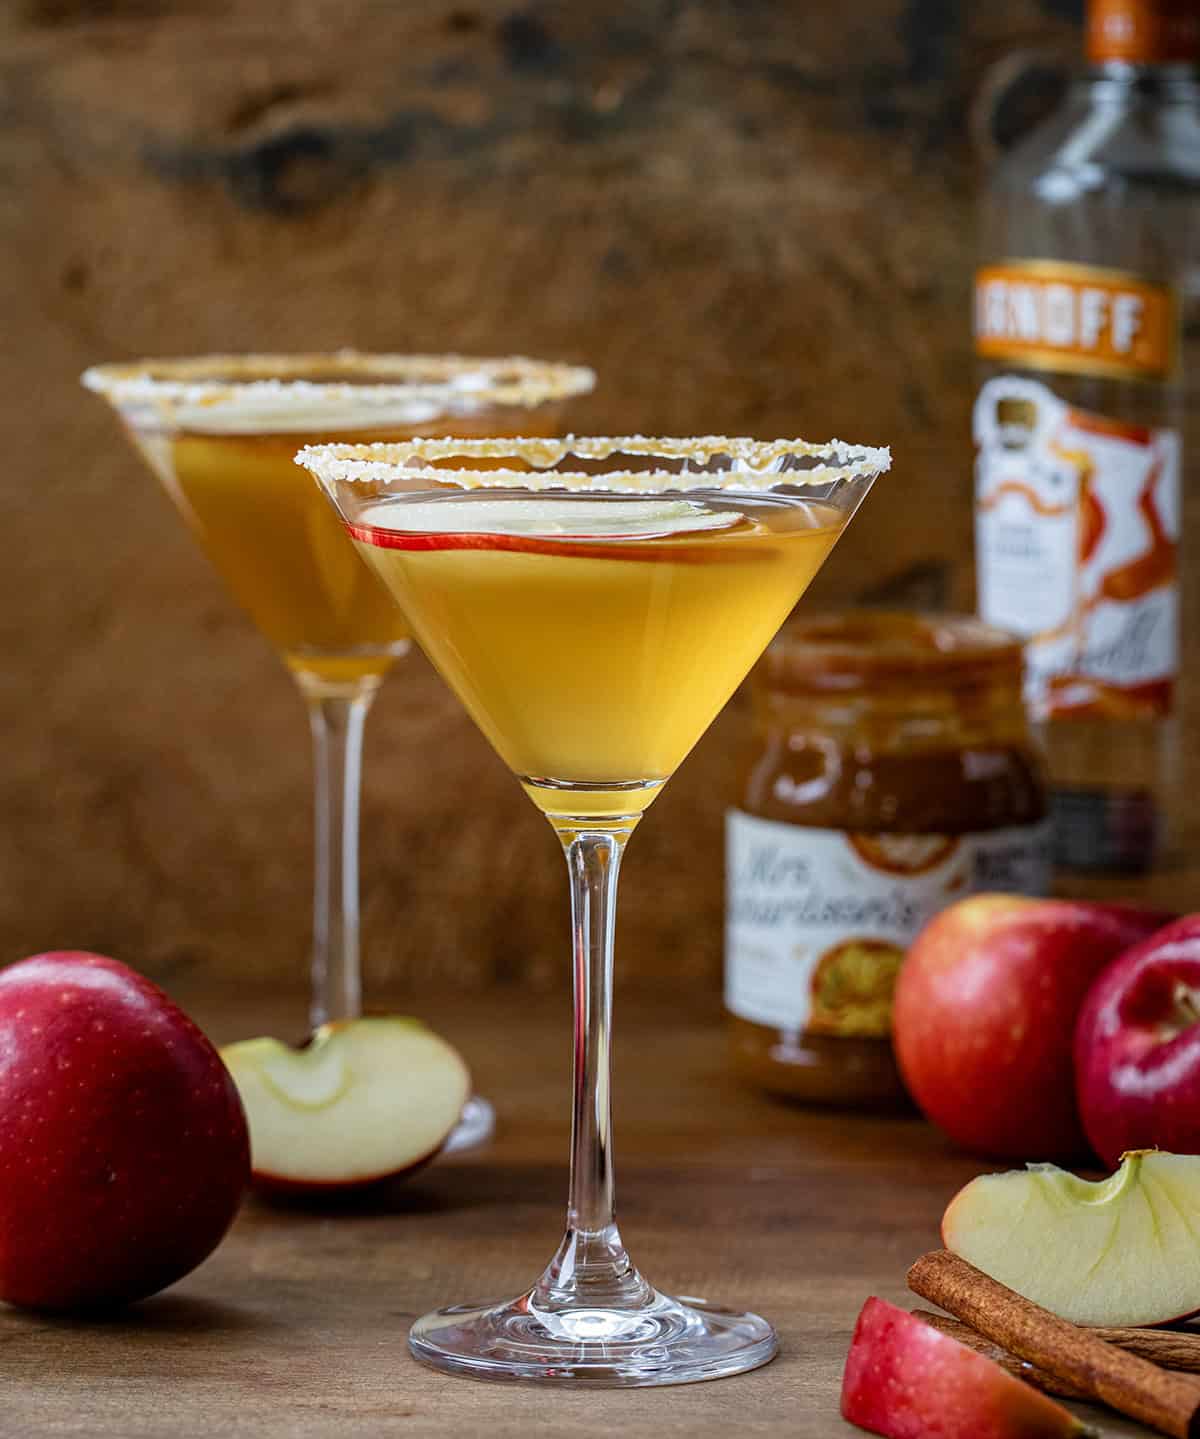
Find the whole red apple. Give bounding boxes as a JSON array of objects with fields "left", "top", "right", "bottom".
[
  {"left": 0, "top": 951, "right": 249, "bottom": 1312},
  {"left": 1075, "top": 914, "right": 1200, "bottom": 1167},
  {"left": 893, "top": 896, "right": 1170, "bottom": 1161}
]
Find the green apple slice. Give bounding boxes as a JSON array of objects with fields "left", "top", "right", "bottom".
[
  {"left": 361, "top": 495, "right": 741, "bottom": 539},
  {"left": 942, "top": 1150, "right": 1200, "bottom": 1326}
]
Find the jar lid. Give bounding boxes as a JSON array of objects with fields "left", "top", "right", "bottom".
[{"left": 758, "top": 610, "right": 1025, "bottom": 695}]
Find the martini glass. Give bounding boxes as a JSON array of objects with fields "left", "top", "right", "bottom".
[
  {"left": 297, "top": 434, "right": 888, "bottom": 1385},
  {"left": 82, "top": 354, "right": 594, "bottom": 1154}
]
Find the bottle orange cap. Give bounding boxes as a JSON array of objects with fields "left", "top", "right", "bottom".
[{"left": 1088, "top": 0, "right": 1200, "bottom": 64}]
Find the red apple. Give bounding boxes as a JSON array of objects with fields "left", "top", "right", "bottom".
[
  {"left": 221, "top": 1017, "right": 471, "bottom": 1193},
  {"left": 841, "top": 1297, "right": 1087, "bottom": 1438},
  {"left": 0, "top": 951, "right": 249, "bottom": 1312},
  {"left": 1075, "top": 914, "right": 1200, "bottom": 1167},
  {"left": 893, "top": 896, "right": 1170, "bottom": 1161}
]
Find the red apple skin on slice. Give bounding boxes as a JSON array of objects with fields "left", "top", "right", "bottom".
[
  {"left": 0, "top": 952, "right": 249, "bottom": 1313},
  {"left": 893, "top": 896, "right": 1172, "bottom": 1161},
  {"left": 841, "top": 1298, "right": 1088, "bottom": 1438},
  {"left": 1075, "top": 915, "right": 1200, "bottom": 1168},
  {"left": 346, "top": 524, "right": 763, "bottom": 566}
]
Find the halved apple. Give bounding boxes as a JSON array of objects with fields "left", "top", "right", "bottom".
[
  {"left": 942, "top": 1151, "right": 1200, "bottom": 1326},
  {"left": 220, "top": 1018, "right": 471, "bottom": 1193},
  {"left": 841, "top": 1297, "right": 1089, "bottom": 1438}
]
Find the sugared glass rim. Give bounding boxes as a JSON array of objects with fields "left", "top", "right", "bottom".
[
  {"left": 80, "top": 351, "right": 596, "bottom": 419},
  {"left": 295, "top": 434, "right": 891, "bottom": 493}
]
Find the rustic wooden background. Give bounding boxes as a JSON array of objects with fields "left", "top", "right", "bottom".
[{"left": 1, "top": 0, "right": 1091, "bottom": 997}]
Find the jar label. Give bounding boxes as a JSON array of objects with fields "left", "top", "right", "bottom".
[
  {"left": 974, "top": 261, "right": 1177, "bottom": 382},
  {"left": 975, "top": 374, "right": 1180, "bottom": 719},
  {"left": 724, "top": 811, "right": 1051, "bottom": 1036}
]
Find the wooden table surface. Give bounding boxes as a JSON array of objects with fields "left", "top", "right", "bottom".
[{"left": 1, "top": 984, "right": 1161, "bottom": 1437}]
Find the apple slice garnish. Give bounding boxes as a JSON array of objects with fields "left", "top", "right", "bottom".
[
  {"left": 841, "top": 1297, "right": 1090, "bottom": 1438},
  {"left": 360, "top": 495, "right": 740, "bottom": 540},
  {"left": 221, "top": 1017, "right": 471, "bottom": 1194},
  {"left": 942, "top": 1151, "right": 1200, "bottom": 1326},
  {"left": 348, "top": 495, "right": 749, "bottom": 560}
]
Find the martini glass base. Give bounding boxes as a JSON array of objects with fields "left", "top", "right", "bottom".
[
  {"left": 441, "top": 1094, "right": 496, "bottom": 1155},
  {"left": 409, "top": 1288, "right": 777, "bottom": 1387}
]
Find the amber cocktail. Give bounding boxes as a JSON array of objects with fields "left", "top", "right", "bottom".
[
  {"left": 83, "top": 355, "right": 594, "bottom": 1150},
  {"left": 298, "top": 435, "right": 888, "bottom": 1386}
]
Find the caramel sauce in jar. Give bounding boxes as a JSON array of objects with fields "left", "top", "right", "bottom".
[{"left": 726, "top": 612, "right": 1049, "bottom": 1108}]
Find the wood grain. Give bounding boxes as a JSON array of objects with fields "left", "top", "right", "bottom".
[
  {"left": 5, "top": 0, "right": 1180, "bottom": 998},
  {"left": 0, "top": 981, "right": 1163, "bottom": 1437}
]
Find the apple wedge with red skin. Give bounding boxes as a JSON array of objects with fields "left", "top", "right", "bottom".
[
  {"left": 347, "top": 525, "right": 754, "bottom": 566},
  {"left": 893, "top": 896, "right": 1172, "bottom": 1161},
  {"left": 841, "top": 1297, "right": 1090, "bottom": 1438},
  {"left": 942, "top": 1151, "right": 1200, "bottom": 1326},
  {"left": 1076, "top": 915, "right": 1200, "bottom": 1167},
  {"left": 221, "top": 1017, "right": 471, "bottom": 1194},
  {"left": 347, "top": 496, "right": 755, "bottom": 565},
  {"left": 0, "top": 951, "right": 249, "bottom": 1313}
]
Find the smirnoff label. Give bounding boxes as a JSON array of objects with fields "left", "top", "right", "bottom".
[
  {"left": 974, "top": 373, "right": 1181, "bottom": 719},
  {"left": 975, "top": 261, "right": 1177, "bottom": 383}
]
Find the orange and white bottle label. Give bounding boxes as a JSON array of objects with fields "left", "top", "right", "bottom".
[
  {"left": 975, "top": 375, "right": 1180, "bottom": 720},
  {"left": 975, "top": 261, "right": 1177, "bottom": 383}
]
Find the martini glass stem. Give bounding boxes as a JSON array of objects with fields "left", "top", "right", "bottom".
[
  {"left": 306, "top": 688, "right": 375, "bottom": 1029},
  {"left": 536, "top": 823, "right": 652, "bottom": 1312}
]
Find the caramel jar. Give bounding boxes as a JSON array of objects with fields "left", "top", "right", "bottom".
[{"left": 726, "top": 612, "right": 1049, "bottom": 1108}]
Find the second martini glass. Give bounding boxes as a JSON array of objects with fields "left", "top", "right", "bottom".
[
  {"left": 298, "top": 434, "right": 888, "bottom": 1385},
  {"left": 82, "top": 354, "right": 594, "bottom": 1153}
]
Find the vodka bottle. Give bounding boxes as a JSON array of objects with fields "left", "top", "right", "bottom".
[{"left": 974, "top": 0, "right": 1200, "bottom": 871}]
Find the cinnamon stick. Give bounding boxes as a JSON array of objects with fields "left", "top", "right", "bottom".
[
  {"left": 915, "top": 1309, "right": 1200, "bottom": 1376},
  {"left": 912, "top": 1311, "right": 1090, "bottom": 1401},
  {"left": 908, "top": 1250, "right": 1200, "bottom": 1439}
]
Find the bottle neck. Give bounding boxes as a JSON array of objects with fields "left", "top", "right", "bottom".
[
  {"left": 1083, "top": 60, "right": 1200, "bottom": 96},
  {"left": 1086, "top": 0, "right": 1199, "bottom": 69},
  {"left": 1072, "top": 62, "right": 1200, "bottom": 122}
]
